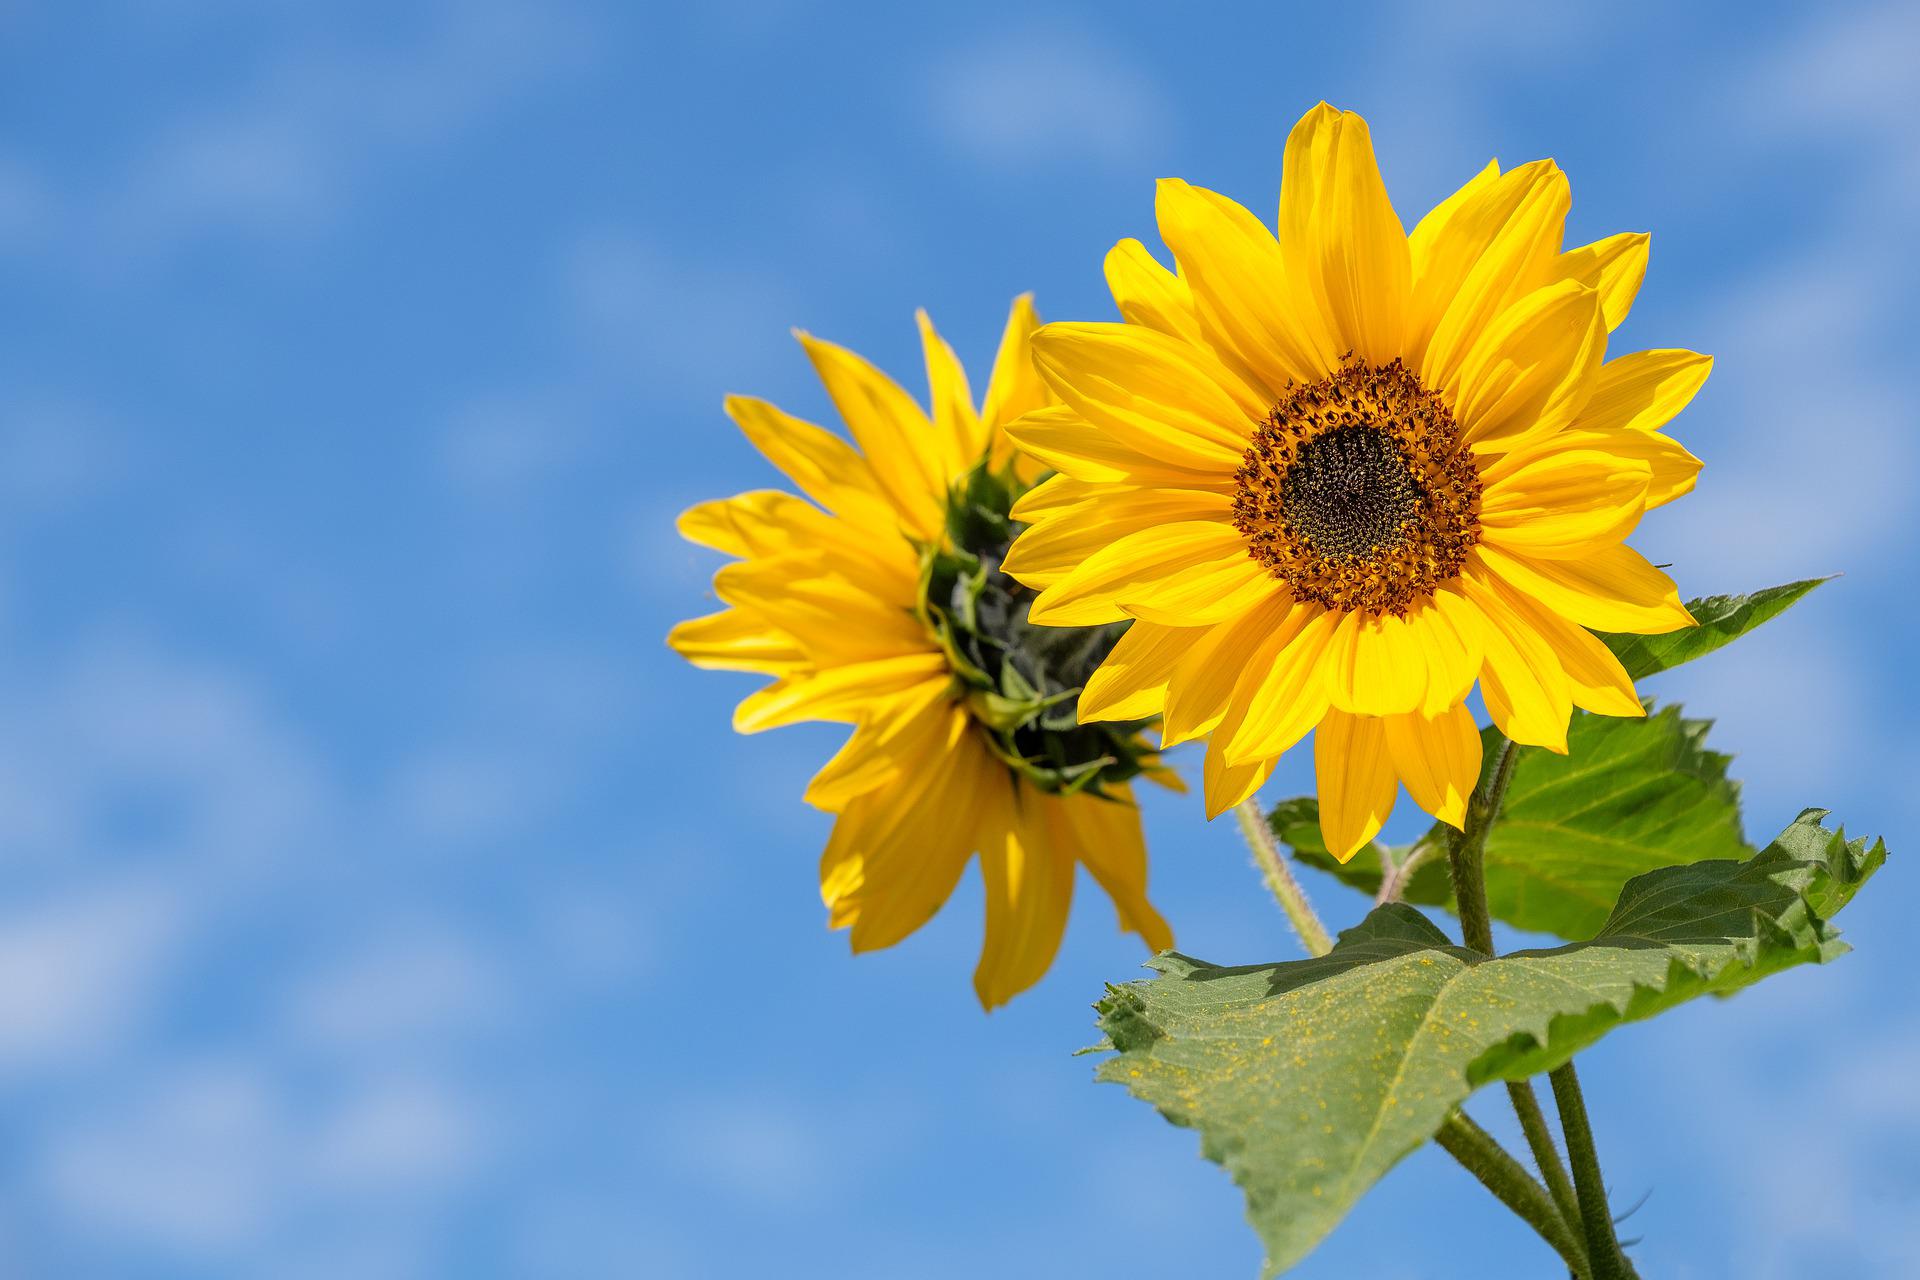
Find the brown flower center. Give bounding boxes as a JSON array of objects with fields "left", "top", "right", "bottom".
[{"left": 1231, "top": 357, "right": 1481, "bottom": 617}]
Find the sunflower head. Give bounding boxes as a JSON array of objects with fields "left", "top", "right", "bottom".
[
  {"left": 1003, "top": 102, "right": 1708, "bottom": 860},
  {"left": 670, "top": 297, "right": 1174, "bottom": 1008}
]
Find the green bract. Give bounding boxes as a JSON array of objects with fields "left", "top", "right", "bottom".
[{"left": 921, "top": 460, "right": 1155, "bottom": 797}]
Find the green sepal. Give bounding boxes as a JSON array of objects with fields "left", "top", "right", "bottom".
[{"left": 919, "top": 456, "right": 1161, "bottom": 798}]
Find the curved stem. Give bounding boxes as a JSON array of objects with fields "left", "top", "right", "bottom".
[
  {"left": 1375, "top": 830, "right": 1442, "bottom": 905},
  {"left": 1508, "top": 1079, "right": 1583, "bottom": 1246},
  {"left": 1551, "top": 1063, "right": 1636, "bottom": 1279},
  {"left": 1445, "top": 736, "right": 1517, "bottom": 954},
  {"left": 1436, "top": 1112, "right": 1591, "bottom": 1278},
  {"left": 1234, "top": 798, "right": 1333, "bottom": 957},
  {"left": 1443, "top": 734, "right": 1591, "bottom": 1269}
]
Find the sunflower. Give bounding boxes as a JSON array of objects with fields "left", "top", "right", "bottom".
[
  {"left": 1001, "top": 103, "right": 1706, "bottom": 860},
  {"left": 669, "top": 297, "right": 1176, "bottom": 1007}
]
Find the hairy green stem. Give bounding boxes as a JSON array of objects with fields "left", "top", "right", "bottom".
[
  {"left": 1445, "top": 736, "right": 1517, "bottom": 954},
  {"left": 1507, "top": 1080, "right": 1584, "bottom": 1249},
  {"left": 1444, "top": 734, "right": 1592, "bottom": 1266},
  {"left": 1550, "top": 1063, "right": 1636, "bottom": 1279},
  {"left": 1375, "top": 830, "right": 1441, "bottom": 905},
  {"left": 1234, "top": 798, "right": 1333, "bottom": 957},
  {"left": 1436, "top": 1112, "right": 1591, "bottom": 1278}
]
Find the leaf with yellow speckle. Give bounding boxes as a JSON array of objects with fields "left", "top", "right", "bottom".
[{"left": 1095, "top": 810, "right": 1883, "bottom": 1276}]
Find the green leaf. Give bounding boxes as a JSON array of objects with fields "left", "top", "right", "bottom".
[
  {"left": 1096, "top": 811, "right": 1884, "bottom": 1276},
  {"left": 1276, "top": 704, "right": 1749, "bottom": 941},
  {"left": 1598, "top": 577, "right": 1830, "bottom": 679}
]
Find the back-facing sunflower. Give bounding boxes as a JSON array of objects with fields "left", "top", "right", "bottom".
[
  {"left": 1002, "top": 102, "right": 1706, "bottom": 860},
  {"left": 669, "top": 297, "right": 1176, "bottom": 1007}
]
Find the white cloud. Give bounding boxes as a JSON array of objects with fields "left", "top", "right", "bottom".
[
  {"left": 437, "top": 389, "right": 593, "bottom": 500},
  {"left": 37, "top": 1059, "right": 492, "bottom": 1263},
  {"left": 286, "top": 927, "right": 504, "bottom": 1050},
  {"left": 0, "top": 394, "right": 126, "bottom": 512},
  {"left": 1647, "top": 1005, "right": 1920, "bottom": 1278},
  {"left": 659, "top": 1090, "right": 927, "bottom": 1213},
  {"left": 554, "top": 227, "right": 795, "bottom": 394},
  {"left": 0, "top": 883, "right": 187, "bottom": 1073},
  {"left": 1647, "top": 614, "right": 1867, "bottom": 825},
  {"left": 0, "top": 641, "right": 332, "bottom": 875},
  {"left": 42, "top": 1061, "right": 283, "bottom": 1254},
  {"left": 1723, "top": 2, "right": 1920, "bottom": 131},
  {"left": 33, "top": 0, "right": 593, "bottom": 268},
  {"left": 305, "top": 1076, "right": 486, "bottom": 1193},
  {"left": 928, "top": 25, "right": 1173, "bottom": 172}
]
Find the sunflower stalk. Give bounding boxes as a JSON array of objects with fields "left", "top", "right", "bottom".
[
  {"left": 1435, "top": 1111, "right": 1591, "bottom": 1278},
  {"left": 1551, "top": 1062, "right": 1640, "bottom": 1280},
  {"left": 1446, "top": 733, "right": 1629, "bottom": 1276}
]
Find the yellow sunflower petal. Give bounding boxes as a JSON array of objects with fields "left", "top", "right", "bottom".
[
  {"left": 1383, "top": 702, "right": 1483, "bottom": 830},
  {"left": 1006, "top": 472, "right": 1083, "bottom": 522},
  {"left": 1576, "top": 349, "right": 1714, "bottom": 435},
  {"left": 981, "top": 293, "right": 1048, "bottom": 432},
  {"left": 1029, "top": 320, "right": 1265, "bottom": 460},
  {"left": 1053, "top": 785, "right": 1173, "bottom": 951},
  {"left": 1155, "top": 177, "right": 1334, "bottom": 394},
  {"left": 1216, "top": 604, "right": 1339, "bottom": 767},
  {"left": 1202, "top": 737, "right": 1279, "bottom": 819},
  {"left": 917, "top": 308, "right": 985, "bottom": 474},
  {"left": 1325, "top": 608, "right": 1431, "bottom": 718},
  {"left": 732, "top": 651, "right": 950, "bottom": 733},
  {"left": 1484, "top": 577, "right": 1644, "bottom": 719},
  {"left": 796, "top": 330, "right": 946, "bottom": 537},
  {"left": 1540, "top": 426, "right": 1701, "bottom": 510},
  {"left": 1077, "top": 621, "right": 1203, "bottom": 723},
  {"left": 1162, "top": 594, "right": 1296, "bottom": 746},
  {"left": 999, "top": 486, "right": 1233, "bottom": 588},
  {"left": 1552, "top": 232, "right": 1649, "bottom": 332},
  {"left": 974, "top": 778, "right": 1077, "bottom": 1009},
  {"left": 836, "top": 719, "right": 993, "bottom": 954},
  {"left": 1005, "top": 405, "right": 1233, "bottom": 488},
  {"left": 723, "top": 394, "right": 898, "bottom": 533},
  {"left": 1315, "top": 708, "right": 1398, "bottom": 861},
  {"left": 1412, "top": 586, "right": 1489, "bottom": 716},
  {"left": 819, "top": 701, "right": 963, "bottom": 920},
  {"left": 676, "top": 489, "right": 816, "bottom": 558},
  {"left": 715, "top": 557, "right": 927, "bottom": 662},
  {"left": 1409, "top": 158, "right": 1500, "bottom": 283},
  {"left": 1477, "top": 542, "right": 1694, "bottom": 635},
  {"left": 1279, "top": 103, "right": 1412, "bottom": 365},
  {"left": 803, "top": 676, "right": 956, "bottom": 810},
  {"left": 982, "top": 295, "right": 1052, "bottom": 481},
  {"left": 678, "top": 489, "right": 918, "bottom": 587},
  {"left": 1026, "top": 520, "right": 1277, "bottom": 628},
  {"left": 1415, "top": 160, "right": 1571, "bottom": 387},
  {"left": 1452, "top": 278, "right": 1608, "bottom": 454},
  {"left": 1104, "top": 238, "right": 1201, "bottom": 343},
  {"left": 666, "top": 608, "right": 805, "bottom": 675},
  {"left": 1459, "top": 566, "right": 1574, "bottom": 751},
  {"left": 1479, "top": 444, "right": 1652, "bottom": 558}
]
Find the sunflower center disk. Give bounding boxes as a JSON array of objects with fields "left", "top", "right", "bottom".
[{"left": 1232, "top": 358, "right": 1481, "bottom": 617}]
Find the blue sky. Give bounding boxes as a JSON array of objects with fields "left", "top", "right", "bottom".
[{"left": 0, "top": 1, "right": 1915, "bottom": 1276}]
